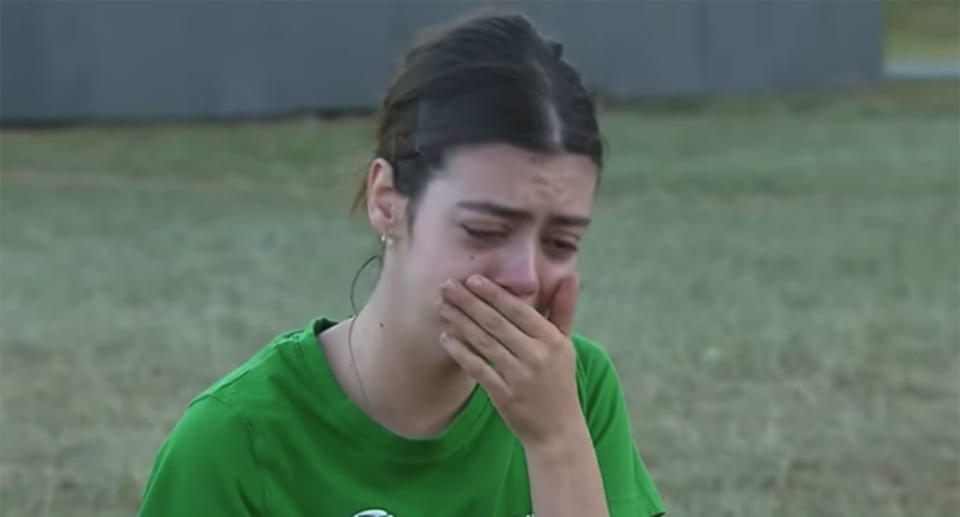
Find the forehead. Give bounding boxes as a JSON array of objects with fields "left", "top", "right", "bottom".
[{"left": 427, "top": 143, "right": 598, "bottom": 213}]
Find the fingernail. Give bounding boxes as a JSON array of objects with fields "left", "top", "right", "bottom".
[
  {"left": 439, "top": 331, "right": 448, "bottom": 343},
  {"left": 467, "top": 275, "right": 483, "bottom": 288}
]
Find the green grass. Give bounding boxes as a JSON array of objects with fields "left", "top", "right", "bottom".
[
  {"left": 886, "top": 0, "right": 960, "bottom": 62},
  {"left": 1, "top": 79, "right": 958, "bottom": 517}
]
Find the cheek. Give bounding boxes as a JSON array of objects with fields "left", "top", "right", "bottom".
[
  {"left": 407, "top": 233, "right": 485, "bottom": 293},
  {"left": 425, "top": 248, "right": 497, "bottom": 284},
  {"left": 537, "top": 265, "right": 576, "bottom": 307}
]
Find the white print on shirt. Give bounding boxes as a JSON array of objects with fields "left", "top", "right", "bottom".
[
  {"left": 350, "top": 508, "right": 532, "bottom": 517},
  {"left": 351, "top": 510, "right": 395, "bottom": 517}
]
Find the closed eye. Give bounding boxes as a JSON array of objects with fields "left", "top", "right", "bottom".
[
  {"left": 550, "top": 239, "right": 579, "bottom": 251},
  {"left": 462, "top": 226, "right": 507, "bottom": 240}
]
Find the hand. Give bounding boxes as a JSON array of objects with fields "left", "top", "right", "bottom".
[{"left": 437, "top": 273, "right": 585, "bottom": 450}]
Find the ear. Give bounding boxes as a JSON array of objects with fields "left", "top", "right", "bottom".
[{"left": 366, "top": 158, "right": 407, "bottom": 239}]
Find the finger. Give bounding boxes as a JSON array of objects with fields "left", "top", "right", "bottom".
[
  {"left": 437, "top": 300, "right": 522, "bottom": 378},
  {"left": 442, "top": 279, "right": 533, "bottom": 356},
  {"left": 461, "top": 275, "right": 547, "bottom": 339},
  {"left": 439, "top": 332, "right": 511, "bottom": 401},
  {"left": 548, "top": 274, "right": 579, "bottom": 337}
]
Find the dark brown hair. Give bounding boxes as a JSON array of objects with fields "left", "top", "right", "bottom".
[
  {"left": 348, "top": 10, "right": 604, "bottom": 315},
  {"left": 352, "top": 10, "right": 604, "bottom": 224}
]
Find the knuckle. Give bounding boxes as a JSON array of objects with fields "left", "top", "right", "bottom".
[
  {"left": 480, "top": 312, "right": 502, "bottom": 332},
  {"left": 463, "top": 360, "right": 486, "bottom": 378},
  {"left": 545, "top": 336, "right": 569, "bottom": 354},
  {"left": 472, "top": 333, "right": 494, "bottom": 353},
  {"left": 510, "top": 368, "right": 537, "bottom": 396},
  {"left": 513, "top": 365, "right": 535, "bottom": 385},
  {"left": 499, "top": 384, "right": 518, "bottom": 403},
  {"left": 556, "top": 338, "right": 575, "bottom": 358},
  {"left": 503, "top": 306, "right": 523, "bottom": 325},
  {"left": 528, "top": 348, "right": 549, "bottom": 370}
]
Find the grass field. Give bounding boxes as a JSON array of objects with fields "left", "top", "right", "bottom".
[
  {"left": 1, "top": 78, "right": 957, "bottom": 516},
  {"left": 886, "top": 0, "right": 960, "bottom": 62}
]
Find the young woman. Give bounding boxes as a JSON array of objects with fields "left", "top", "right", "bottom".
[{"left": 140, "top": 11, "right": 665, "bottom": 517}]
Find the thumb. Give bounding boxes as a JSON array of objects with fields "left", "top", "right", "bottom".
[{"left": 548, "top": 274, "right": 579, "bottom": 337}]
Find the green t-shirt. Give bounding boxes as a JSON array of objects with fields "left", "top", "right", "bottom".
[{"left": 139, "top": 317, "right": 665, "bottom": 517}]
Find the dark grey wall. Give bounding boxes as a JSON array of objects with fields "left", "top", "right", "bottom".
[{"left": 0, "top": 0, "right": 883, "bottom": 123}]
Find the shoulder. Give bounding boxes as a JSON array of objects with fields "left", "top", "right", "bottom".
[
  {"left": 198, "top": 328, "right": 304, "bottom": 402},
  {"left": 140, "top": 326, "right": 312, "bottom": 515},
  {"left": 140, "top": 396, "right": 265, "bottom": 515},
  {"left": 158, "top": 326, "right": 309, "bottom": 463},
  {"left": 570, "top": 332, "right": 631, "bottom": 425},
  {"left": 569, "top": 334, "right": 667, "bottom": 517},
  {"left": 165, "top": 394, "right": 256, "bottom": 457},
  {"left": 571, "top": 333, "right": 620, "bottom": 395},
  {"left": 572, "top": 333, "right": 616, "bottom": 370}
]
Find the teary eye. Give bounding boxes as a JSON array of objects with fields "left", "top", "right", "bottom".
[
  {"left": 543, "top": 237, "right": 580, "bottom": 260},
  {"left": 462, "top": 225, "right": 507, "bottom": 240}
]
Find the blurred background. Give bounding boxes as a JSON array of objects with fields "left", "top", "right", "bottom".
[{"left": 0, "top": 1, "right": 957, "bottom": 516}]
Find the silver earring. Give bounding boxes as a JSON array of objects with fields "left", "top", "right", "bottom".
[{"left": 380, "top": 234, "right": 393, "bottom": 247}]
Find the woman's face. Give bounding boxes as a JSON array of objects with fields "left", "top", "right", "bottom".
[{"left": 382, "top": 143, "right": 598, "bottom": 332}]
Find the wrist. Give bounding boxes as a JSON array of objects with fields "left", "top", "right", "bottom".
[{"left": 522, "top": 418, "right": 593, "bottom": 462}]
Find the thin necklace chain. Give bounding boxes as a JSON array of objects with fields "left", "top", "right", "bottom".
[{"left": 346, "top": 311, "right": 373, "bottom": 413}]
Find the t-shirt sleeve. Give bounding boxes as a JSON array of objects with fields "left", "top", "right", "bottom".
[
  {"left": 139, "top": 396, "right": 264, "bottom": 516},
  {"left": 574, "top": 335, "right": 666, "bottom": 517}
]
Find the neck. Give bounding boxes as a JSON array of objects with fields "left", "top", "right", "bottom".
[{"left": 343, "top": 277, "right": 476, "bottom": 436}]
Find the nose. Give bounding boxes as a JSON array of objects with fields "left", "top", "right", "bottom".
[{"left": 494, "top": 238, "right": 539, "bottom": 303}]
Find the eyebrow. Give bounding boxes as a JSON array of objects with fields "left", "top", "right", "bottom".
[{"left": 456, "top": 200, "right": 591, "bottom": 227}]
